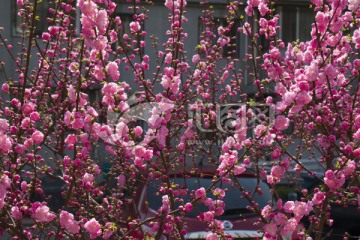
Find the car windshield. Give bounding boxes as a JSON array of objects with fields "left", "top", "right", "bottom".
[{"left": 147, "top": 176, "right": 272, "bottom": 218}]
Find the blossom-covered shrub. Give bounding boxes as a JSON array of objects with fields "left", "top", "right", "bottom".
[{"left": 0, "top": 0, "right": 358, "bottom": 239}]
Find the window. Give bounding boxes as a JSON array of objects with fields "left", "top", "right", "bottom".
[
  {"left": 12, "top": 1, "right": 78, "bottom": 37},
  {"left": 199, "top": 17, "right": 241, "bottom": 58},
  {"left": 278, "top": 5, "right": 314, "bottom": 43},
  {"left": 12, "top": 0, "right": 54, "bottom": 36}
]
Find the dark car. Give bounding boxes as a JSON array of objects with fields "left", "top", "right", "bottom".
[
  {"left": 129, "top": 167, "right": 274, "bottom": 239},
  {"left": 301, "top": 173, "right": 360, "bottom": 240}
]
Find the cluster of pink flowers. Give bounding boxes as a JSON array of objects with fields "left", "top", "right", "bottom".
[
  {"left": 0, "top": 119, "right": 11, "bottom": 153},
  {"left": 31, "top": 203, "right": 56, "bottom": 223},
  {"left": 261, "top": 200, "right": 312, "bottom": 238},
  {"left": 59, "top": 211, "right": 80, "bottom": 234},
  {"left": 0, "top": 175, "right": 10, "bottom": 209},
  {"left": 324, "top": 170, "right": 346, "bottom": 190},
  {"left": 84, "top": 218, "right": 102, "bottom": 239}
]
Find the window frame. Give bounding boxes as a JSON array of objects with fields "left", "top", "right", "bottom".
[
  {"left": 12, "top": 0, "right": 53, "bottom": 37},
  {"left": 276, "top": 4, "right": 314, "bottom": 44}
]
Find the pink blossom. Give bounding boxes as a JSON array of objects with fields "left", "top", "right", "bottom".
[
  {"left": 92, "top": 65, "right": 105, "bottom": 80},
  {"left": 0, "top": 175, "right": 10, "bottom": 208},
  {"left": 0, "top": 133, "right": 12, "bottom": 153},
  {"left": 30, "top": 112, "right": 40, "bottom": 121},
  {"left": 165, "top": 52, "right": 172, "bottom": 64},
  {"left": 103, "top": 223, "right": 115, "bottom": 239},
  {"left": 324, "top": 170, "right": 345, "bottom": 190},
  {"left": 254, "top": 124, "right": 267, "bottom": 138},
  {"left": 159, "top": 195, "right": 170, "bottom": 213},
  {"left": 157, "top": 126, "right": 169, "bottom": 149},
  {"left": 283, "top": 218, "right": 298, "bottom": 235},
  {"left": 82, "top": 173, "right": 94, "bottom": 187},
  {"left": 1, "top": 83, "right": 9, "bottom": 94},
  {"left": 161, "top": 75, "right": 171, "bottom": 89},
  {"left": 192, "top": 54, "right": 200, "bottom": 64},
  {"left": 184, "top": 202, "right": 193, "bottom": 212},
  {"left": 206, "top": 233, "right": 220, "bottom": 240},
  {"left": 79, "top": 0, "right": 97, "bottom": 18},
  {"left": 0, "top": 119, "right": 9, "bottom": 133},
  {"left": 283, "top": 91, "right": 296, "bottom": 106},
  {"left": 234, "top": 164, "right": 246, "bottom": 175},
  {"left": 14, "top": 144, "right": 25, "bottom": 154},
  {"left": 305, "top": 63, "right": 319, "bottom": 81},
  {"left": 117, "top": 174, "right": 126, "bottom": 188},
  {"left": 354, "top": 129, "right": 360, "bottom": 140},
  {"left": 69, "top": 62, "right": 79, "bottom": 73},
  {"left": 184, "top": 128, "right": 195, "bottom": 139},
  {"left": 115, "top": 122, "right": 129, "bottom": 139},
  {"left": 129, "top": 21, "right": 141, "bottom": 33},
  {"left": 102, "top": 82, "right": 119, "bottom": 96},
  {"left": 283, "top": 201, "right": 295, "bottom": 213},
  {"left": 164, "top": 0, "right": 176, "bottom": 10},
  {"left": 312, "top": 191, "right": 326, "bottom": 205},
  {"left": 274, "top": 212, "right": 287, "bottom": 226},
  {"left": 348, "top": 0, "right": 360, "bottom": 11},
  {"left": 31, "top": 131, "right": 44, "bottom": 144},
  {"left": 274, "top": 115, "right": 290, "bottom": 131},
  {"left": 271, "top": 148, "right": 281, "bottom": 159},
  {"left": 213, "top": 188, "right": 225, "bottom": 199},
  {"left": 222, "top": 137, "right": 235, "bottom": 153},
  {"left": 65, "top": 134, "right": 77, "bottom": 145},
  {"left": 293, "top": 201, "right": 313, "bottom": 220},
  {"left": 22, "top": 102, "right": 35, "bottom": 115},
  {"left": 195, "top": 187, "right": 206, "bottom": 201},
  {"left": 96, "top": 10, "right": 109, "bottom": 34},
  {"left": 21, "top": 117, "right": 31, "bottom": 129},
  {"left": 24, "top": 138, "right": 33, "bottom": 149},
  {"left": 317, "top": 135, "right": 330, "bottom": 148},
  {"left": 72, "top": 117, "right": 84, "bottom": 130},
  {"left": 143, "top": 149, "right": 153, "bottom": 161},
  {"left": 134, "top": 126, "right": 143, "bottom": 137},
  {"left": 245, "top": 6, "right": 254, "bottom": 16},
  {"left": 315, "top": 12, "right": 328, "bottom": 33},
  {"left": 258, "top": 2, "right": 269, "bottom": 16},
  {"left": 353, "top": 29, "right": 360, "bottom": 49},
  {"left": 134, "top": 145, "right": 146, "bottom": 158},
  {"left": 264, "top": 222, "right": 277, "bottom": 238},
  {"left": 248, "top": 0, "right": 260, "bottom": 7},
  {"left": 202, "top": 211, "right": 214, "bottom": 222},
  {"left": 11, "top": 206, "right": 23, "bottom": 220},
  {"left": 261, "top": 205, "right": 273, "bottom": 219},
  {"left": 271, "top": 166, "right": 284, "bottom": 179},
  {"left": 92, "top": 35, "right": 108, "bottom": 51},
  {"left": 134, "top": 158, "right": 144, "bottom": 168},
  {"left": 32, "top": 205, "right": 56, "bottom": 223},
  {"left": 84, "top": 218, "right": 102, "bottom": 239},
  {"left": 148, "top": 110, "right": 162, "bottom": 129},
  {"left": 60, "top": 211, "right": 80, "bottom": 234},
  {"left": 343, "top": 160, "right": 355, "bottom": 176},
  {"left": 106, "top": 61, "right": 120, "bottom": 81},
  {"left": 269, "top": 47, "right": 281, "bottom": 60},
  {"left": 164, "top": 0, "right": 186, "bottom": 10}
]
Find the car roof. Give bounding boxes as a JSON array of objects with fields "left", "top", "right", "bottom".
[{"left": 165, "top": 164, "right": 258, "bottom": 178}]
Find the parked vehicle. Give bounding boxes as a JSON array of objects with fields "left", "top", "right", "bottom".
[
  {"left": 128, "top": 166, "right": 273, "bottom": 239},
  {"left": 301, "top": 173, "right": 360, "bottom": 240}
]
